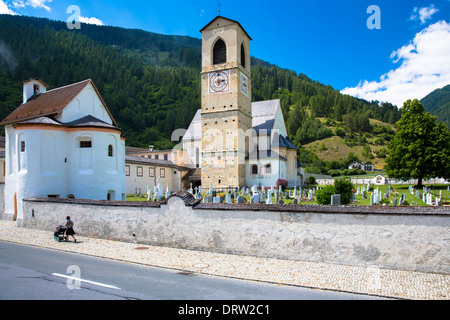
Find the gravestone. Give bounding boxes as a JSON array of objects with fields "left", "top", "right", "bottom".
[
  {"left": 203, "top": 196, "right": 212, "bottom": 203},
  {"left": 392, "top": 198, "right": 397, "bottom": 206},
  {"left": 331, "top": 194, "right": 341, "bottom": 206},
  {"left": 373, "top": 192, "right": 378, "bottom": 205},
  {"left": 147, "top": 186, "right": 152, "bottom": 201},
  {"left": 252, "top": 193, "right": 260, "bottom": 204},
  {"left": 237, "top": 196, "right": 245, "bottom": 204},
  {"left": 213, "top": 196, "right": 221, "bottom": 204},
  {"left": 259, "top": 191, "right": 266, "bottom": 203}
]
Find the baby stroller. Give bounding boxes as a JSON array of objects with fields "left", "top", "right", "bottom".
[{"left": 54, "top": 225, "right": 68, "bottom": 242}]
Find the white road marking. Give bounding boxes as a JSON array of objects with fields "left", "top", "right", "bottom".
[{"left": 51, "top": 273, "right": 121, "bottom": 290}]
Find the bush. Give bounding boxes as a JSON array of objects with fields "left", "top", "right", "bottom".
[
  {"left": 316, "top": 185, "right": 335, "bottom": 205},
  {"left": 333, "top": 178, "right": 354, "bottom": 205},
  {"left": 276, "top": 179, "right": 288, "bottom": 191},
  {"left": 327, "top": 169, "right": 341, "bottom": 177},
  {"left": 335, "top": 127, "right": 346, "bottom": 137},
  {"left": 307, "top": 176, "right": 317, "bottom": 186}
]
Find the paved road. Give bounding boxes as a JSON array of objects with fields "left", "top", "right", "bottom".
[{"left": 0, "top": 242, "right": 383, "bottom": 301}]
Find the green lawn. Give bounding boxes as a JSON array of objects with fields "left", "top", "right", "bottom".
[
  {"left": 351, "top": 184, "right": 449, "bottom": 206},
  {"left": 127, "top": 195, "right": 148, "bottom": 202}
]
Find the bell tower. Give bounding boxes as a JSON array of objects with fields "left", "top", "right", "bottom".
[{"left": 200, "top": 16, "right": 252, "bottom": 190}]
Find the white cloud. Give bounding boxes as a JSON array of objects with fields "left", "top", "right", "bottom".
[
  {"left": 410, "top": 5, "right": 439, "bottom": 24},
  {"left": 10, "top": 0, "right": 52, "bottom": 12},
  {"left": 12, "top": 0, "right": 24, "bottom": 8},
  {"left": 0, "top": 0, "right": 52, "bottom": 14},
  {"left": 79, "top": 16, "right": 104, "bottom": 26},
  {"left": 0, "top": 0, "right": 19, "bottom": 15},
  {"left": 341, "top": 21, "right": 450, "bottom": 107}
]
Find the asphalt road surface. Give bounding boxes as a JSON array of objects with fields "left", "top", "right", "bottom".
[{"left": 0, "top": 241, "right": 385, "bottom": 301}]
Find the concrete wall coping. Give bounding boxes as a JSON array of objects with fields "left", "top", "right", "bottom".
[{"left": 193, "top": 203, "right": 450, "bottom": 215}]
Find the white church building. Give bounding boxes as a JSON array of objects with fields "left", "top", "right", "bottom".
[{"left": 0, "top": 78, "right": 126, "bottom": 221}]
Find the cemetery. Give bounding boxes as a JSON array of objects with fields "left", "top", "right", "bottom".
[{"left": 131, "top": 180, "right": 450, "bottom": 207}]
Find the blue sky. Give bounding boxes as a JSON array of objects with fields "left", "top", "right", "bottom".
[{"left": 1, "top": 0, "right": 450, "bottom": 107}]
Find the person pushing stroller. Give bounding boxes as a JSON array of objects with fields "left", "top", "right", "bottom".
[{"left": 64, "top": 216, "right": 77, "bottom": 242}]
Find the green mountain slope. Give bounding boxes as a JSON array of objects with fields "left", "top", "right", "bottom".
[
  {"left": 421, "top": 84, "right": 450, "bottom": 128},
  {"left": 0, "top": 14, "right": 402, "bottom": 173}
]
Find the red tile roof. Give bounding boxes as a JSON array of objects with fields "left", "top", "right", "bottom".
[{"left": 0, "top": 79, "right": 118, "bottom": 127}]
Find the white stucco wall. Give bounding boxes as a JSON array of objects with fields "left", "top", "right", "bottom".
[
  {"left": 55, "top": 82, "right": 113, "bottom": 125},
  {"left": 4, "top": 125, "right": 126, "bottom": 221},
  {"left": 246, "top": 158, "right": 285, "bottom": 188}
]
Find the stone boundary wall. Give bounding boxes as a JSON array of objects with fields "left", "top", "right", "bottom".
[{"left": 21, "top": 192, "right": 450, "bottom": 274}]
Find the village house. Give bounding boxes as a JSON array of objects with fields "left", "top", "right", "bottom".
[
  {"left": 348, "top": 161, "right": 374, "bottom": 172},
  {"left": 124, "top": 146, "right": 191, "bottom": 195}
]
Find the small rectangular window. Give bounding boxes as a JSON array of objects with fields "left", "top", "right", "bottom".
[
  {"left": 160, "top": 168, "right": 165, "bottom": 178},
  {"left": 80, "top": 141, "right": 92, "bottom": 148},
  {"left": 137, "top": 166, "right": 143, "bottom": 177},
  {"left": 125, "top": 165, "right": 130, "bottom": 176},
  {"left": 20, "top": 141, "right": 26, "bottom": 152},
  {"left": 149, "top": 167, "right": 155, "bottom": 177},
  {"left": 164, "top": 154, "right": 168, "bottom": 161}
]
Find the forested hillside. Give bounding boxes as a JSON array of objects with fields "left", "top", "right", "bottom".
[
  {"left": 421, "top": 84, "right": 450, "bottom": 129},
  {"left": 0, "top": 14, "right": 402, "bottom": 173}
]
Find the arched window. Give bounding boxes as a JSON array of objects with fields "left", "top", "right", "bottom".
[
  {"left": 251, "top": 164, "right": 258, "bottom": 175},
  {"left": 213, "top": 39, "right": 227, "bottom": 65},
  {"left": 265, "top": 164, "right": 272, "bottom": 175},
  {"left": 240, "top": 43, "right": 246, "bottom": 68},
  {"left": 108, "top": 145, "right": 114, "bottom": 157}
]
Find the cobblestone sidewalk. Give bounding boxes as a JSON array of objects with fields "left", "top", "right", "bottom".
[{"left": 0, "top": 220, "right": 448, "bottom": 300}]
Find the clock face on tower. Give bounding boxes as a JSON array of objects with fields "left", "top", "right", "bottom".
[{"left": 209, "top": 70, "right": 229, "bottom": 93}]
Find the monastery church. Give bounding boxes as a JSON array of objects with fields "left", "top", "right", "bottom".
[{"left": 1, "top": 16, "right": 303, "bottom": 220}]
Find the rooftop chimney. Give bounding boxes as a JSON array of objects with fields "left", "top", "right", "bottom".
[{"left": 149, "top": 145, "right": 154, "bottom": 151}]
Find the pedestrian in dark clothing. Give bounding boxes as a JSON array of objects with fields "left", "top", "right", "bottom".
[{"left": 65, "top": 216, "right": 77, "bottom": 242}]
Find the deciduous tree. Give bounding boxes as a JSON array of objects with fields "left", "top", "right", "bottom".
[{"left": 386, "top": 99, "right": 450, "bottom": 187}]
